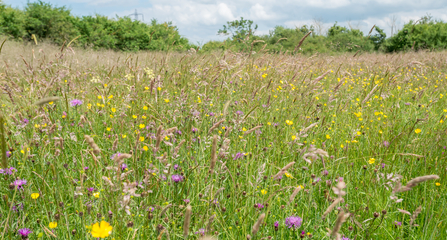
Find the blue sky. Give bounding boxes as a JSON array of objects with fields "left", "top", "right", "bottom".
[{"left": 4, "top": 0, "right": 447, "bottom": 45}]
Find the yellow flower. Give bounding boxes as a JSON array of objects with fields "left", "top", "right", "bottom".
[
  {"left": 260, "top": 189, "right": 267, "bottom": 195},
  {"left": 415, "top": 129, "right": 422, "bottom": 134},
  {"left": 356, "top": 131, "right": 361, "bottom": 136},
  {"left": 143, "top": 106, "right": 148, "bottom": 110},
  {"left": 165, "top": 136, "right": 169, "bottom": 140},
  {"left": 291, "top": 135, "right": 296, "bottom": 140},
  {"left": 435, "top": 182, "right": 441, "bottom": 186},
  {"left": 157, "top": 87, "right": 161, "bottom": 91},
  {"left": 91, "top": 221, "right": 113, "bottom": 238},
  {"left": 286, "top": 120, "right": 293, "bottom": 125},
  {"left": 49, "top": 222, "right": 57, "bottom": 229},
  {"left": 164, "top": 99, "right": 169, "bottom": 103},
  {"left": 122, "top": 135, "right": 126, "bottom": 139},
  {"left": 49, "top": 101, "right": 53, "bottom": 105},
  {"left": 368, "top": 158, "right": 375, "bottom": 164},
  {"left": 93, "top": 192, "right": 100, "bottom": 198},
  {"left": 143, "top": 146, "right": 149, "bottom": 151},
  {"left": 284, "top": 172, "right": 293, "bottom": 179},
  {"left": 107, "top": 127, "right": 111, "bottom": 131},
  {"left": 139, "top": 124, "right": 145, "bottom": 129},
  {"left": 97, "top": 95, "right": 102, "bottom": 99},
  {"left": 132, "top": 115, "right": 137, "bottom": 119},
  {"left": 139, "top": 137, "right": 145, "bottom": 142},
  {"left": 108, "top": 95, "right": 113, "bottom": 99},
  {"left": 242, "top": 127, "right": 247, "bottom": 132},
  {"left": 31, "top": 193, "right": 40, "bottom": 199},
  {"left": 111, "top": 108, "right": 116, "bottom": 113},
  {"left": 326, "top": 134, "right": 330, "bottom": 139}
]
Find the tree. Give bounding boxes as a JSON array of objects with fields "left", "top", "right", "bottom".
[
  {"left": 218, "top": 17, "right": 257, "bottom": 42},
  {"left": 370, "top": 26, "right": 386, "bottom": 50}
]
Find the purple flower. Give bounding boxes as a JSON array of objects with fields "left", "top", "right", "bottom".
[
  {"left": 285, "top": 216, "right": 302, "bottom": 229},
  {"left": 18, "top": 228, "right": 32, "bottom": 238},
  {"left": 256, "top": 203, "right": 264, "bottom": 209},
  {"left": 235, "top": 110, "right": 243, "bottom": 115},
  {"left": 84, "top": 167, "right": 89, "bottom": 171},
  {"left": 195, "top": 228, "right": 205, "bottom": 236},
  {"left": 404, "top": 102, "right": 410, "bottom": 106},
  {"left": 171, "top": 174, "right": 184, "bottom": 183},
  {"left": 381, "top": 163, "right": 386, "bottom": 169},
  {"left": 383, "top": 141, "right": 390, "bottom": 148},
  {"left": 175, "top": 130, "right": 182, "bottom": 135},
  {"left": 192, "top": 127, "right": 198, "bottom": 133},
  {"left": 22, "top": 118, "right": 29, "bottom": 124},
  {"left": 274, "top": 221, "right": 279, "bottom": 228},
  {"left": 6, "top": 151, "right": 11, "bottom": 158},
  {"left": 121, "top": 163, "right": 128, "bottom": 171},
  {"left": 70, "top": 99, "right": 83, "bottom": 107},
  {"left": 336, "top": 177, "right": 344, "bottom": 182},
  {"left": 394, "top": 221, "right": 402, "bottom": 227},
  {"left": 174, "top": 164, "right": 179, "bottom": 170},
  {"left": 322, "top": 170, "right": 329, "bottom": 176},
  {"left": 183, "top": 199, "right": 190, "bottom": 204},
  {"left": 314, "top": 177, "right": 321, "bottom": 183},
  {"left": 255, "top": 130, "right": 262, "bottom": 135},
  {"left": 341, "top": 237, "right": 350, "bottom": 240},
  {"left": 147, "top": 206, "right": 155, "bottom": 212},
  {"left": 273, "top": 122, "right": 279, "bottom": 127},
  {"left": 1, "top": 167, "right": 16, "bottom": 175},
  {"left": 12, "top": 203, "right": 24, "bottom": 212},
  {"left": 233, "top": 152, "right": 244, "bottom": 160},
  {"left": 88, "top": 187, "right": 94, "bottom": 192},
  {"left": 262, "top": 104, "right": 267, "bottom": 108},
  {"left": 209, "top": 112, "right": 215, "bottom": 116},
  {"left": 13, "top": 179, "right": 27, "bottom": 190}
]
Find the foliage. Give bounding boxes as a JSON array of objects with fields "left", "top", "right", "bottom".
[
  {"left": 0, "top": 1, "right": 195, "bottom": 51},
  {"left": 218, "top": 17, "right": 258, "bottom": 42}
]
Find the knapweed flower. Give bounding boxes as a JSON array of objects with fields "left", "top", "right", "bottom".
[
  {"left": 121, "top": 163, "right": 128, "bottom": 171},
  {"left": 6, "top": 151, "right": 12, "bottom": 158},
  {"left": 91, "top": 221, "right": 113, "bottom": 238},
  {"left": 274, "top": 221, "right": 279, "bottom": 228},
  {"left": 70, "top": 99, "right": 83, "bottom": 107},
  {"left": 110, "top": 152, "right": 121, "bottom": 160},
  {"left": 322, "top": 170, "right": 329, "bottom": 176},
  {"left": 13, "top": 179, "right": 27, "bottom": 190},
  {"left": 209, "top": 112, "right": 215, "bottom": 116},
  {"left": 173, "top": 164, "right": 179, "bottom": 170},
  {"left": 195, "top": 228, "right": 205, "bottom": 236},
  {"left": 383, "top": 141, "right": 390, "bottom": 148},
  {"left": 285, "top": 216, "right": 302, "bottom": 229},
  {"left": 256, "top": 203, "right": 264, "bottom": 209},
  {"left": 31, "top": 193, "right": 40, "bottom": 199},
  {"left": 192, "top": 127, "right": 198, "bottom": 133},
  {"left": 394, "top": 221, "right": 402, "bottom": 227},
  {"left": 236, "top": 111, "right": 244, "bottom": 115},
  {"left": 147, "top": 206, "right": 155, "bottom": 212},
  {"left": 49, "top": 222, "right": 57, "bottom": 229},
  {"left": 183, "top": 199, "right": 190, "bottom": 204},
  {"left": 18, "top": 228, "right": 32, "bottom": 238},
  {"left": 22, "top": 118, "right": 29, "bottom": 124},
  {"left": 171, "top": 174, "right": 184, "bottom": 183},
  {"left": 1, "top": 167, "right": 16, "bottom": 175}
]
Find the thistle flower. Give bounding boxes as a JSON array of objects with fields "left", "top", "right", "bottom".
[
  {"left": 233, "top": 152, "right": 244, "bottom": 160},
  {"left": 236, "top": 110, "right": 243, "bottom": 115},
  {"left": 70, "top": 99, "right": 83, "bottom": 107},
  {"left": 6, "top": 151, "right": 12, "bottom": 158},
  {"left": 195, "top": 228, "right": 205, "bottom": 236},
  {"left": 18, "top": 228, "right": 32, "bottom": 239},
  {"left": 13, "top": 179, "right": 27, "bottom": 190},
  {"left": 171, "top": 174, "right": 184, "bottom": 183},
  {"left": 285, "top": 216, "right": 302, "bottom": 229}
]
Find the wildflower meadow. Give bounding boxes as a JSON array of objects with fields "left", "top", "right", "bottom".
[{"left": 0, "top": 41, "right": 446, "bottom": 239}]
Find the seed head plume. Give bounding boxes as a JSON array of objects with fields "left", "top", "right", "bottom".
[
  {"left": 209, "top": 135, "right": 218, "bottom": 174},
  {"left": 208, "top": 119, "right": 225, "bottom": 134},
  {"left": 244, "top": 125, "right": 262, "bottom": 135},
  {"left": 272, "top": 162, "right": 295, "bottom": 180},
  {"left": 183, "top": 205, "right": 192, "bottom": 238},
  {"left": 155, "top": 125, "right": 163, "bottom": 152},
  {"left": 251, "top": 213, "right": 265, "bottom": 236},
  {"left": 84, "top": 135, "right": 101, "bottom": 155},
  {"left": 327, "top": 210, "right": 350, "bottom": 239},
  {"left": 288, "top": 186, "right": 302, "bottom": 205}
]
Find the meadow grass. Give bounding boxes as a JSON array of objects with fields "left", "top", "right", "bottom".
[{"left": 0, "top": 41, "right": 446, "bottom": 239}]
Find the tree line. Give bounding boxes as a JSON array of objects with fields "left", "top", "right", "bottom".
[{"left": 1, "top": 1, "right": 447, "bottom": 54}]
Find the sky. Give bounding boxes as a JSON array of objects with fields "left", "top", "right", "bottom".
[{"left": 5, "top": 0, "right": 447, "bottom": 45}]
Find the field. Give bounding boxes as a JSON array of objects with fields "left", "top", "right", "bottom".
[{"left": 0, "top": 41, "right": 446, "bottom": 239}]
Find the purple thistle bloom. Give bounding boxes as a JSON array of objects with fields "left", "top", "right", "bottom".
[
  {"left": 6, "top": 151, "right": 11, "bottom": 158},
  {"left": 171, "top": 174, "right": 184, "bottom": 183},
  {"left": 174, "top": 164, "right": 179, "bottom": 170},
  {"left": 262, "top": 104, "right": 267, "bottom": 108},
  {"left": 341, "top": 237, "right": 350, "bottom": 240},
  {"left": 13, "top": 179, "right": 27, "bottom": 190},
  {"left": 192, "top": 127, "right": 198, "bottom": 133},
  {"left": 183, "top": 199, "right": 190, "bottom": 204},
  {"left": 381, "top": 163, "right": 386, "bottom": 168},
  {"left": 84, "top": 167, "right": 89, "bottom": 171},
  {"left": 70, "top": 99, "right": 83, "bottom": 107},
  {"left": 22, "top": 118, "right": 29, "bottom": 124},
  {"left": 147, "top": 206, "right": 155, "bottom": 212},
  {"left": 383, "top": 141, "right": 390, "bottom": 148},
  {"left": 322, "top": 170, "right": 329, "bottom": 176},
  {"left": 256, "top": 203, "right": 264, "bottom": 209},
  {"left": 18, "top": 228, "right": 32, "bottom": 238},
  {"left": 404, "top": 102, "right": 411, "bottom": 106},
  {"left": 1, "top": 167, "right": 16, "bottom": 175},
  {"left": 13, "top": 203, "right": 24, "bottom": 212},
  {"left": 121, "top": 163, "right": 128, "bottom": 171},
  {"left": 285, "top": 216, "right": 302, "bottom": 229},
  {"left": 175, "top": 130, "right": 182, "bottom": 135},
  {"left": 274, "top": 221, "right": 279, "bottom": 228},
  {"left": 209, "top": 112, "right": 215, "bottom": 116},
  {"left": 233, "top": 152, "right": 244, "bottom": 160},
  {"left": 235, "top": 110, "right": 243, "bottom": 115},
  {"left": 111, "top": 152, "right": 121, "bottom": 160},
  {"left": 195, "top": 228, "right": 205, "bottom": 236},
  {"left": 88, "top": 187, "right": 94, "bottom": 192},
  {"left": 394, "top": 221, "right": 402, "bottom": 226}
]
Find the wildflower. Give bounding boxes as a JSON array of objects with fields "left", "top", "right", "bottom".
[
  {"left": 285, "top": 216, "right": 302, "bottom": 229},
  {"left": 12, "top": 203, "right": 24, "bottom": 212},
  {"left": 192, "top": 127, "right": 198, "bottom": 133},
  {"left": 195, "top": 228, "right": 205, "bottom": 236},
  {"left": 394, "top": 221, "right": 402, "bottom": 227},
  {"left": 147, "top": 206, "right": 155, "bottom": 212},
  {"left": 322, "top": 170, "right": 329, "bottom": 176},
  {"left": 274, "top": 221, "right": 279, "bottom": 228},
  {"left": 18, "top": 228, "right": 32, "bottom": 239},
  {"left": 284, "top": 172, "right": 293, "bottom": 179},
  {"left": 23, "top": 118, "right": 29, "bottom": 124},
  {"left": 291, "top": 135, "right": 296, "bottom": 140},
  {"left": 260, "top": 189, "right": 267, "bottom": 195},
  {"left": 142, "top": 146, "right": 149, "bottom": 151},
  {"left": 111, "top": 152, "right": 121, "bottom": 160},
  {"left": 1, "top": 167, "right": 16, "bottom": 175},
  {"left": 91, "top": 221, "right": 113, "bottom": 238},
  {"left": 209, "top": 112, "right": 215, "bottom": 116},
  {"left": 256, "top": 203, "right": 264, "bottom": 209},
  {"left": 49, "top": 222, "right": 57, "bottom": 229},
  {"left": 70, "top": 99, "right": 83, "bottom": 107},
  {"left": 13, "top": 179, "right": 27, "bottom": 190},
  {"left": 236, "top": 110, "right": 243, "bottom": 115},
  {"left": 286, "top": 120, "right": 293, "bottom": 125},
  {"left": 164, "top": 99, "right": 169, "bottom": 103},
  {"left": 183, "top": 199, "right": 190, "bottom": 204},
  {"left": 171, "top": 175, "right": 184, "bottom": 183},
  {"left": 415, "top": 129, "right": 422, "bottom": 134},
  {"left": 233, "top": 152, "right": 244, "bottom": 160},
  {"left": 368, "top": 158, "right": 375, "bottom": 164},
  {"left": 121, "top": 163, "right": 128, "bottom": 171},
  {"left": 139, "top": 124, "right": 145, "bottom": 129},
  {"left": 436, "top": 182, "right": 441, "bottom": 186},
  {"left": 31, "top": 193, "right": 40, "bottom": 199},
  {"left": 174, "top": 164, "right": 179, "bottom": 170},
  {"left": 93, "top": 192, "right": 100, "bottom": 198},
  {"left": 88, "top": 187, "right": 94, "bottom": 192},
  {"left": 383, "top": 141, "right": 390, "bottom": 148}
]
